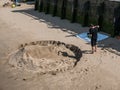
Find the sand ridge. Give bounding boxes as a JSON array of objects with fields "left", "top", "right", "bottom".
[{"left": 9, "top": 40, "right": 82, "bottom": 74}]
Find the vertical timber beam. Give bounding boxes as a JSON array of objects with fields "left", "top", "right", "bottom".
[
  {"left": 39, "top": 0, "right": 44, "bottom": 12},
  {"left": 113, "top": 4, "right": 120, "bottom": 36},
  {"left": 83, "top": 0, "right": 91, "bottom": 26},
  {"left": 71, "top": 0, "right": 78, "bottom": 23},
  {"left": 34, "top": 0, "right": 39, "bottom": 10},
  {"left": 97, "top": 2, "right": 106, "bottom": 31},
  {"left": 53, "top": 0, "right": 58, "bottom": 16},
  {"left": 61, "top": 0, "right": 67, "bottom": 19},
  {"left": 45, "top": 0, "right": 50, "bottom": 14}
]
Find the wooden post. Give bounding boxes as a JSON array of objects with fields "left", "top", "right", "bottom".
[
  {"left": 61, "top": 0, "right": 67, "bottom": 19},
  {"left": 83, "top": 1, "right": 91, "bottom": 26},
  {"left": 97, "top": 2, "right": 106, "bottom": 31},
  {"left": 53, "top": 0, "right": 58, "bottom": 16},
  {"left": 34, "top": 0, "right": 39, "bottom": 10},
  {"left": 71, "top": 0, "right": 78, "bottom": 23},
  {"left": 113, "top": 5, "right": 120, "bottom": 36},
  {"left": 84, "top": 12, "right": 89, "bottom": 26},
  {"left": 39, "top": 0, "right": 44, "bottom": 12},
  {"left": 45, "top": 0, "right": 50, "bottom": 14}
]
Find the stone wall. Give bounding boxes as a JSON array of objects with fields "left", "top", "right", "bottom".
[
  {"left": 35, "top": 0, "right": 120, "bottom": 35},
  {"left": 68, "top": 0, "right": 120, "bottom": 22}
]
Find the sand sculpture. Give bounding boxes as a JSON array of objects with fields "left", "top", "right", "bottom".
[{"left": 9, "top": 40, "right": 82, "bottom": 74}]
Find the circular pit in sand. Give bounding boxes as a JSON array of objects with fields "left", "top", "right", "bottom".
[{"left": 9, "top": 40, "right": 82, "bottom": 74}]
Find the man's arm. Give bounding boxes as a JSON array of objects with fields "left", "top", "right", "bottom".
[{"left": 95, "top": 25, "right": 99, "bottom": 28}]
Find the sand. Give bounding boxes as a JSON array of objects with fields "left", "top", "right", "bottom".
[
  {"left": 8, "top": 40, "right": 81, "bottom": 74},
  {"left": 0, "top": 1, "right": 120, "bottom": 90}
]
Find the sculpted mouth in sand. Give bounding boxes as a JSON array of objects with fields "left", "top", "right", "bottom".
[{"left": 8, "top": 40, "right": 82, "bottom": 74}]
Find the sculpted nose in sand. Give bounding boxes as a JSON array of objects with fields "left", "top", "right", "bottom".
[{"left": 9, "top": 40, "right": 82, "bottom": 74}]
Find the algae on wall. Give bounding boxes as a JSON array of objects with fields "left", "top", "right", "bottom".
[{"left": 34, "top": 0, "right": 120, "bottom": 36}]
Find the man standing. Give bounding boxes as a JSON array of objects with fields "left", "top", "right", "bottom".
[{"left": 89, "top": 24, "right": 99, "bottom": 54}]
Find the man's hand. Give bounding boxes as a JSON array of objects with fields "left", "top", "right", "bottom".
[{"left": 96, "top": 25, "right": 99, "bottom": 28}]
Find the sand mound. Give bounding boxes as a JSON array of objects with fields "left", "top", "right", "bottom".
[{"left": 9, "top": 40, "right": 82, "bottom": 74}]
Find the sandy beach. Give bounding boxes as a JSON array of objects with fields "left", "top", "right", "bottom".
[{"left": 0, "top": 1, "right": 120, "bottom": 90}]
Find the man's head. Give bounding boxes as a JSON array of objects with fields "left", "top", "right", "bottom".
[{"left": 90, "top": 24, "right": 99, "bottom": 28}]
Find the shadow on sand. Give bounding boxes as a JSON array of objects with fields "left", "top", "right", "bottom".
[{"left": 12, "top": 7, "right": 120, "bottom": 55}]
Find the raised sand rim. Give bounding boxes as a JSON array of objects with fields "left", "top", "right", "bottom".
[{"left": 9, "top": 40, "right": 82, "bottom": 74}]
